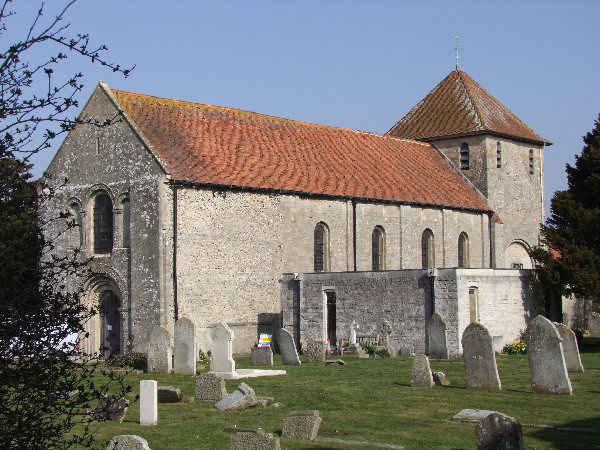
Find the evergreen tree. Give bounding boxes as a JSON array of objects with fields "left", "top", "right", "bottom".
[{"left": 531, "top": 114, "right": 600, "bottom": 306}]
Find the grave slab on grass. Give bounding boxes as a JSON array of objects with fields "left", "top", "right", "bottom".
[
  {"left": 157, "top": 386, "right": 182, "bottom": 403},
  {"left": 453, "top": 409, "right": 497, "bottom": 423},
  {"left": 231, "top": 431, "right": 280, "bottom": 450},
  {"left": 282, "top": 410, "right": 322, "bottom": 440}
]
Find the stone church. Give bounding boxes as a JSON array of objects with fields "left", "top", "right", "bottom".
[{"left": 43, "top": 69, "right": 552, "bottom": 356}]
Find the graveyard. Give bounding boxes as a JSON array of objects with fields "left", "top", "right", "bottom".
[{"left": 84, "top": 335, "right": 599, "bottom": 449}]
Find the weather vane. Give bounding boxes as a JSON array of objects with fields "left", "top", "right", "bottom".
[{"left": 454, "top": 35, "right": 460, "bottom": 70}]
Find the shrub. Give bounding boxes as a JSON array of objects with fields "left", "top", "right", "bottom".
[
  {"left": 106, "top": 353, "right": 147, "bottom": 371},
  {"left": 375, "top": 348, "right": 391, "bottom": 358},
  {"left": 503, "top": 338, "right": 527, "bottom": 355},
  {"left": 360, "top": 342, "right": 376, "bottom": 355}
]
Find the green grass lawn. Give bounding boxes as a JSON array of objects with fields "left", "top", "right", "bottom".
[{"left": 87, "top": 338, "right": 600, "bottom": 449}]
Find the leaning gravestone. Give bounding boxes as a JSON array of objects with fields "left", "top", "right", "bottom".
[
  {"left": 210, "top": 321, "right": 235, "bottom": 374},
  {"left": 411, "top": 354, "right": 434, "bottom": 387},
  {"left": 94, "top": 394, "right": 129, "bottom": 422},
  {"left": 214, "top": 383, "right": 258, "bottom": 411},
  {"left": 475, "top": 412, "right": 524, "bottom": 450},
  {"left": 107, "top": 434, "right": 151, "bottom": 450},
  {"left": 174, "top": 318, "right": 196, "bottom": 375},
  {"left": 554, "top": 323, "right": 584, "bottom": 373},
  {"left": 277, "top": 328, "right": 301, "bottom": 365},
  {"left": 231, "top": 431, "right": 280, "bottom": 450},
  {"left": 305, "top": 340, "right": 325, "bottom": 363},
  {"left": 462, "top": 323, "right": 501, "bottom": 391},
  {"left": 428, "top": 313, "right": 449, "bottom": 359},
  {"left": 195, "top": 373, "right": 227, "bottom": 402},
  {"left": 282, "top": 410, "right": 322, "bottom": 440},
  {"left": 588, "top": 312, "right": 600, "bottom": 335},
  {"left": 147, "top": 326, "right": 172, "bottom": 374},
  {"left": 526, "top": 315, "right": 572, "bottom": 394}
]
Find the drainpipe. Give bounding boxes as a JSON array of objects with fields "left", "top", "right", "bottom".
[
  {"left": 488, "top": 212, "right": 494, "bottom": 269},
  {"left": 173, "top": 184, "right": 179, "bottom": 322},
  {"left": 352, "top": 199, "right": 357, "bottom": 271}
]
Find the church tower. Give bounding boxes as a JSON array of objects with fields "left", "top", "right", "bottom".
[{"left": 387, "top": 70, "right": 551, "bottom": 268}]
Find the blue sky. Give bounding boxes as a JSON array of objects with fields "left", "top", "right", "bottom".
[{"left": 8, "top": 1, "right": 600, "bottom": 219}]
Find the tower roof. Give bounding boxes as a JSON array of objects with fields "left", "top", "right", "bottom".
[{"left": 387, "top": 70, "right": 551, "bottom": 146}]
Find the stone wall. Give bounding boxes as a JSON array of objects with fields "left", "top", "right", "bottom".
[
  {"left": 282, "top": 268, "right": 542, "bottom": 355},
  {"left": 42, "top": 84, "right": 173, "bottom": 354}
]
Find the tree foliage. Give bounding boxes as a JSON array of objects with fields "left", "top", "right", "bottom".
[
  {"left": 531, "top": 114, "right": 600, "bottom": 305},
  {"left": 0, "top": 1, "right": 134, "bottom": 447}
]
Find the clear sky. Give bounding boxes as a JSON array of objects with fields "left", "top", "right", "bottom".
[{"left": 8, "top": 0, "right": 600, "bottom": 219}]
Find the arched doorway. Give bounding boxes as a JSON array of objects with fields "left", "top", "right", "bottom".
[{"left": 99, "top": 290, "right": 121, "bottom": 355}]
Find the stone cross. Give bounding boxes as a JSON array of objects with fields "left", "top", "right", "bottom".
[
  {"left": 462, "top": 323, "right": 501, "bottom": 391},
  {"left": 210, "top": 321, "right": 236, "bottom": 374},
  {"left": 526, "top": 315, "right": 572, "bottom": 394},
  {"left": 350, "top": 320, "right": 358, "bottom": 345},
  {"left": 139, "top": 380, "right": 157, "bottom": 426},
  {"left": 379, "top": 320, "right": 392, "bottom": 348},
  {"left": 174, "top": 317, "right": 196, "bottom": 375}
]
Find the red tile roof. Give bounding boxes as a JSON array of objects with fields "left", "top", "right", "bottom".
[
  {"left": 387, "top": 70, "right": 550, "bottom": 146},
  {"left": 110, "top": 87, "right": 491, "bottom": 212}
]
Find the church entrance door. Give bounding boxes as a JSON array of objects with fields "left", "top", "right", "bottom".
[
  {"left": 100, "top": 290, "right": 121, "bottom": 355},
  {"left": 326, "top": 291, "right": 337, "bottom": 344}
]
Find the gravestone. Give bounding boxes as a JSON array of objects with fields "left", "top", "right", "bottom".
[
  {"left": 140, "top": 380, "right": 157, "bottom": 426},
  {"left": 157, "top": 386, "right": 183, "bottom": 403},
  {"left": 277, "top": 328, "right": 301, "bottom": 365},
  {"left": 411, "top": 354, "right": 434, "bottom": 387},
  {"left": 174, "top": 318, "right": 196, "bottom": 375},
  {"left": 210, "top": 321, "right": 235, "bottom": 374},
  {"left": 94, "top": 394, "right": 129, "bottom": 422},
  {"left": 282, "top": 410, "right": 322, "bottom": 440},
  {"left": 147, "top": 326, "right": 172, "bottom": 374},
  {"left": 526, "top": 315, "right": 572, "bottom": 394},
  {"left": 588, "top": 312, "right": 600, "bottom": 335},
  {"left": 214, "top": 383, "right": 258, "bottom": 411},
  {"left": 428, "top": 313, "right": 449, "bottom": 359},
  {"left": 554, "top": 323, "right": 584, "bottom": 373},
  {"left": 231, "top": 431, "right": 280, "bottom": 450},
  {"left": 107, "top": 435, "right": 151, "bottom": 450},
  {"left": 475, "top": 412, "right": 524, "bottom": 450},
  {"left": 462, "top": 323, "right": 501, "bottom": 391},
  {"left": 195, "top": 373, "right": 227, "bottom": 402},
  {"left": 379, "top": 320, "right": 392, "bottom": 349},
  {"left": 250, "top": 347, "right": 273, "bottom": 366},
  {"left": 305, "top": 340, "right": 325, "bottom": 363}
]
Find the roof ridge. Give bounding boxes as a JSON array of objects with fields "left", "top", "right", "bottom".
[
  {"left": 111, "top": 88, "right": 394, "bottom": 139},
  {"left": 457, "top": 70, "right": 485, "bottom": 131}
]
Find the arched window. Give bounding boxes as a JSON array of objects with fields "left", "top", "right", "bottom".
[
  {"left": 496, "top": 141, "right": 502, "bottom": 168},
  {"left": 68, "top": 202, "right": 82, "bottom": 248},
  {"left": 458, "top": 232, "right": 469, "bottom": 268},
  {"left": 121, "top": 198, "right": 130, "bottom": 248},
  {"left": 422, "top": 229, "right": 435, "bottom": 269},
  {"left": 314, "top": 222, "right": 330, "bottom": 272},
  {"left": 529, "top": 149, "right": 534, "bottom": 174},
  {"left": 93, "top": 193, "right": 113, "bottom": 254},
  {"left": 460, "top": 143, "right": 470, "bottom": 170},
  {"left": 372, "top": 226, "right": 385, "bottom": 271}
]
